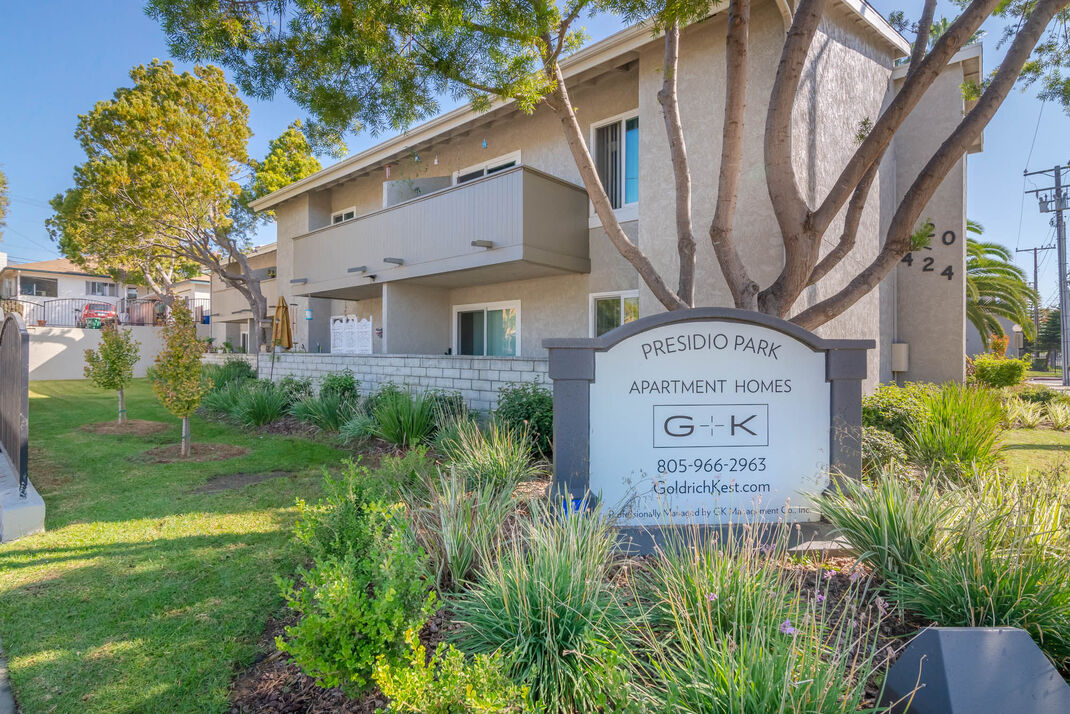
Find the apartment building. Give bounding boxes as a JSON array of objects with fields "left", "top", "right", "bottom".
[
  {"left": 209, "top": 243, "right": 278, "bottom": 352},
  {"left": 247, "top": 0, "right": 982, "bottom": 387}
]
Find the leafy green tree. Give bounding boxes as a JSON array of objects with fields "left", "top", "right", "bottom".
[
  {"left": 1038, "top": 308, "right": 1062, "bottom": 363},
  {"left": 153, "top": 302, "right": 208, "bottom": 457},
  {"left": 148, "top": 0, "right": 1068, "bottom": 328},
  {"left": 84, "top": 323, "right": 141, "bottom": 425},
  {"left": 965, "top": 221, "right": 1039, "bottom": 349},
  {"left": 48, "top": 62, "right": 321, "bottom": 351}
]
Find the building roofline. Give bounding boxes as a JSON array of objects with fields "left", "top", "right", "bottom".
[
  {"left": 0, "top": 265, "right": 111, "bottom": 280},
  {"left": 250, "top": 1, "right": 911, "bottom": 212}
]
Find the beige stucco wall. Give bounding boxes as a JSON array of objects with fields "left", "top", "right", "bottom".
[
  {"left": 210, "top": 250, "right": 279, "bottom": 345},
  {"left": 635, "top": 2, "right": 895, "bottom": 386},
  {"left": 27, "top": 325, "right": 167, "bottom": 381},
  {"left": 893, "top": 66, "right": 968, "bottom": 384}
]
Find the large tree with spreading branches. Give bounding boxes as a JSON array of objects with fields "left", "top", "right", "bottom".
[
  {"left": 48, "top": 61, "right": 322, "bottom": 352},
  {"left": 146, "top": 0, "right": 1070, "bottom": 328}
]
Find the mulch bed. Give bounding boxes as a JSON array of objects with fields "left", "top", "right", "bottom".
[
  {"left": 137, "top": 443, "right": 250, "bottom": 464},
  {"left": 258, "top": 417, "right": 319, "bottom": 439},
  {"left": 80, "top": 419, "right": 170, "bottom": 436},
  {"left": 192, "top": 471, "right": 294, "bottom": 494}
]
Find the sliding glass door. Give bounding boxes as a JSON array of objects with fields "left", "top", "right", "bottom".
[{"left": 455, "top": 302, "right": 519, "bottom": 356}]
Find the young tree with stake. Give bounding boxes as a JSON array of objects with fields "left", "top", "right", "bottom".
[
  {"left": 153, "top": 302, "right": 208, "bottom": 458},
  {"left": 147, "top": 0, "right": 1070, "bottom": 328},
  {"left": 84, "top": 323, "right": 141, "bottom": 425}
]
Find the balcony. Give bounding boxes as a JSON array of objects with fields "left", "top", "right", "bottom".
[
  {"left": 211, "top": 278, "right": 277, "bottom": 322},
  {"left": 290, "top": 166, "right": 590, "bottom": 299}
]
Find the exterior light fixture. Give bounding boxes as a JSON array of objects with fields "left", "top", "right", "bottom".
[
  {"left": 383, "top": 257, "right": 404, "bottom": 265},
  {"left": 290, "top": 278, "right": 308, "bottom": 284},
  {"left": 347, "top": 266, "right": 368, "bottom": 273},
  {"left": 304, "top": 308, "right": 313, "bottom": 321},
  {"left": 471, "top": 240, "right": 494, "bottom": 248}
]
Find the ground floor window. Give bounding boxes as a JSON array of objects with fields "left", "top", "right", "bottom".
[
  {"left": 453, "top": 301, "right": 519, "bottom": 356},
  {"left": 20, "top": 276, "right": 58, "bottom": 297},
  {"left": 590, "top": 290, "right": 639, "bottom": 337}
]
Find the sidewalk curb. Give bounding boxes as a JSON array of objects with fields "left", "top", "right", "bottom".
[{"left": 0, "top": 638, "right": 17, "bottom": 714}]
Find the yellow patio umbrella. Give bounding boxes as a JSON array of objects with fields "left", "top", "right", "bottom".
[{"left": 271, "top": 297, "right": 293, "bottom": 350}]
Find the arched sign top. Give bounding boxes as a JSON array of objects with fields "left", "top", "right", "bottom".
[{"left": 544, "top": 306, "right": 874, "bottom": 355}]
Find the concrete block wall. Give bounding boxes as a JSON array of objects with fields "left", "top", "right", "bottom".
[{"left": 203, "top": 352, "right": 549, "bottom": 412}]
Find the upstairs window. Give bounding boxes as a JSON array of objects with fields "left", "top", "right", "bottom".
[
  {"left": 454, "top": 151, "right": 521, "bottom": 184},
  {"left": 86, "top": 280, "right": 117, "bottom": 297},
  {"left": 593, "top": 114, "right": 639, "bottom": 209},
  {"left": 20, "top": 276, "right": 57, "bottom": 297},
  {"left": 126, "top": 287, "right": 139, "bottom": 300},
  {"left": 332, "top": 206, "right": 356, "bottom": 225}
]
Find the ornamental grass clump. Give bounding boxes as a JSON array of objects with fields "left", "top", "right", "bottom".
[
  {"left": 1046, "top": 402, "right": 1070, "bottom": 430},
  {"left": 278, "top": 463, "right": 436, "bottom": 695},
  {"left": 451, "top": 501, "right": 631, "bottom": 713},
  {"left": 199, "top": 379, "right": 245, "bottom": 418},
  {"left": 234, "top": 380, "right": 289, "bottom": 427},
  {"left": 201, "top": 357, "right": 256, "bottom": 390},
  {"left": 630, "top": 526, "right": 884, "bottom": 714},
  {"left": 892, "top": 476, "right": 1070, "bottom": 670},
  {"left": 440, "top": 418, "right": 541, "bottom": 490},
  {"left": 292, "top": 391, "right": 357, "bottom": 431},
  {"left": 818, "top": 471, "right": 954, "bottom": 579},
  {"left": 907, "top": 383, "right": 1004, "bottom": 480},
  {"left": 405, "top": 467, "right": 515, "bottom": 591},
  {"left": 370, "top": 389, "right": 438, "bottom": 447}
]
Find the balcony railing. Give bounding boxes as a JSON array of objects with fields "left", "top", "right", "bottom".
[{"left": 291, "top": 165, "right": 590, "bottom": 297}]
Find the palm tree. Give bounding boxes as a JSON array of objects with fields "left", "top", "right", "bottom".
[{"left": 966, "top": 221, "right": 1039, "bottom": 350}]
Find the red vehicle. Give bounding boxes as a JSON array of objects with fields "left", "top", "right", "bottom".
[{"left": 79, "top": 302, "right": 117, "bottom": 327}]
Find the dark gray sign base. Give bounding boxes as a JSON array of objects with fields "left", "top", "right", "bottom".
[
  {"left": 613, "top": 520, "right": 839, "bottom": 555},
  {"left": 880, "top": 627, "right": 1070, "bottom": 714}
]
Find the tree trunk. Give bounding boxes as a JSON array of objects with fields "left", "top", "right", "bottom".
[
  {"left": 118, "top": 388, "right": 126, "bottom": 425},
  {"left": 181, "top": 416, "right": 191, "bottom": 458}
]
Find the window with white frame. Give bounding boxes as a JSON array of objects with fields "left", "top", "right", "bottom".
[
  {"left": 590, "top": 290, "right": 639, "bottom": 337},
  {"left": 453, "top": 301, "right": 520, "bottom": 356},
  {"left": 20, "top": 276, "right": 57, "bottom": 297},
  {"left": 126, "top": 287, "right": 139, "bottom": 300},
  {"left": 453, "top": 151, "right": 521, "bottom": 185},
  {"left": 592, "top": 113, "right": 639, "bottom": 209},
  {"left": 86, "top": 280, "right": 117, "bottom": 297},
  {"left": 331, "top": 206, "right": 356, "bottom": 225}
]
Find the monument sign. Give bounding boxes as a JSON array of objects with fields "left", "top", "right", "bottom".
[{"left": 544, "top": 308, "right": 872, "bottom": 549}]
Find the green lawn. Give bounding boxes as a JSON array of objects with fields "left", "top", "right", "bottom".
[
  {"left": 1002, "top": 427, "right": 1070, "bottom": 476},
  {"left": 0, "top": 379, "right": 344, "bottom": 714}
]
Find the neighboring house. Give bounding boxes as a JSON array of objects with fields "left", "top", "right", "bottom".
[
  {"left": 247, "top": 0, "right": 982, "bottom": 386},
  {"left": 131, "top": 275, "right": 212, "bottom": 326},
  {"left": 208, "top": 243, "right": 278, "bottom": 352},
  {"left": 0, "top": 256, "right": 128, "bottom": 326}
]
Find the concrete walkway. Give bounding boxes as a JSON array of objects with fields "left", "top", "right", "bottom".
[{"left": 0, "top": 638, "right": 17, "bottom": 714}]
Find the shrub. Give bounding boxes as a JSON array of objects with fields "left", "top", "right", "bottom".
[
  {"left": 632, "top": 529, "right": 882, "bottom": 714},
  {"left": 973, "top": 354, "right": 1029, "bottom": 388},
  {"left": 278, "top": 375, "right": 313, "bottom": 406},
  {"left": 83, "top": 322, "right": 140, "bottom": 424},
  {"left": 406, "top": 468, "right": 514, "bottom": 591},
  {"left": 339, "top": 410, "right": 378, "bottom": 443},
  {"left": 495, "top": 381, "right": 553, "bottom": 456},
  {"left": 440, "top": 418, "right": 540, "bottom": 490},
  {"left": 818, "top": 472, "right": 954, "bottom": 579},
  {"left": 278, "top": 465, "right": 436, "bottom": 695},
  {"left": 366, "top": 447, "right": 438, "bottom": 502},
  {"left": 1016, "top": 400, "right": 1045, "bottom": 429},
  {"left": 861, "top": 426, "right": 906, "bottom": 474},
  {"left": 292, "top": 392, "right": 357, "bottom": 431},
  {"left": 319, "top": 370, "right": 359, "bottom": 402},
  {"left": 375, "top": 630, "right": 526, "bottom": 713},
  {"left": 861, "top": 382, "right": 934, "bottom": 444},
  {"left": 907, "top": 383, "right": 1004, "bottom": 479},
  {"left": 451, "top": 502, "right": 629, "bottom": 713},
  {"left": 1048, "top": 402, "right": 1070, "bottom": 430},
  {"left": 371, "top": 390, "right": 438, "bottom": 447},
  {"left": 202, "top": 357, "right": 256, "bottom": 390},
  {"left": 425, "top": 389, "right": 468, "bottom": 423},
  {"left": 1016, "top": 384, "right": 1069, "bottom": 405},
  {"left": 234, "top": 381, "right": 290, "bottom": 427}
]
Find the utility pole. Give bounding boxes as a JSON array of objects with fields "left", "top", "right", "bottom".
[
  {"left": 1016, "top": 244, "right": 1055, "bottom": 341},
  {"left": 1026, "top": 164, "right": 1070, "bottom": 386}
]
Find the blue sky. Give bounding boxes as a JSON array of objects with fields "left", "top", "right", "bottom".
[{"left": 0, "top": 1, "right": 1066, "bottom": 307}]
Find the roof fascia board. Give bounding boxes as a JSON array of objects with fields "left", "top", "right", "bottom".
[
  {"left": 891, "top": 41, "right": 982, "bottom": 80},
  {"left": 251, "top": 0, "right": 912, "bottom": 212}
]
